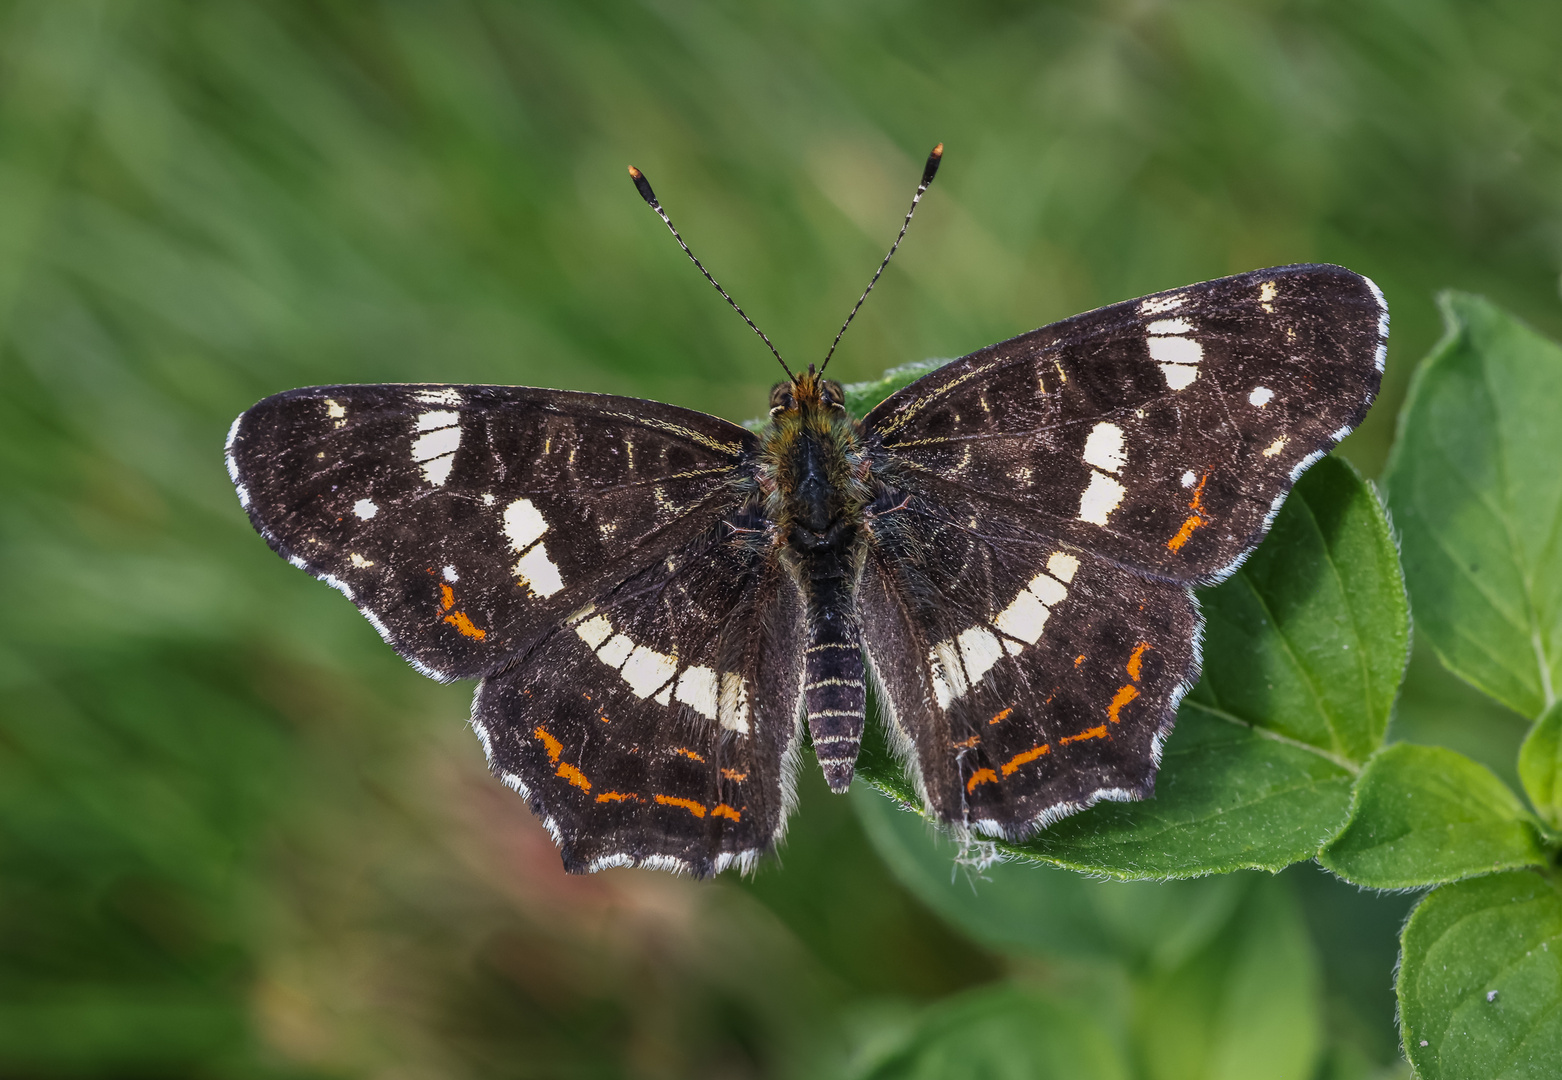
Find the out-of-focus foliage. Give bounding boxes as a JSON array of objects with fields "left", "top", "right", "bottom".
[{"left": 4, "top": 0, "right": 1562, "bottom": 1076}]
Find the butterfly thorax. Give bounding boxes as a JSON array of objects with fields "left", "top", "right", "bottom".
[{"left": 756, "top": 369, "right": 873, "bottom": 791}]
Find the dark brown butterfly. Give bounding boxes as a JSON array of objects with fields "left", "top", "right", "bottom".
[{"left": 226, "top": 147, "right": 1385, "bottom": 875}]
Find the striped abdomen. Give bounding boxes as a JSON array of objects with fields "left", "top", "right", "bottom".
[{"left": 805, "top": 579, "right": 866, "bottom": 792}]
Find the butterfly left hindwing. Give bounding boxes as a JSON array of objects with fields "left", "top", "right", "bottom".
[{"left": 475, "top": 512, "right": 806, "bottom": 875}]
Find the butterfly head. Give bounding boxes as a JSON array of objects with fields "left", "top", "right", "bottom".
[{"left": 770, "top": 364, "right": 847, "bottom": 421}]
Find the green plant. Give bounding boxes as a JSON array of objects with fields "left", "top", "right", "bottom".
[{"left": 850, "top": 295, "right": 1562, "bottom": 1079}]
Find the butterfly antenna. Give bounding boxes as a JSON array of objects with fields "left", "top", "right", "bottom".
[
  {"left": 628, "top": 165, "right": 795, "bottom": 381},
  {"left": 819, "top": 143, "right": 943, "bottom": 375}
]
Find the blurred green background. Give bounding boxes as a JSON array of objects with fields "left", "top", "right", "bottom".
[{"left": 3, "top": 1, "right": 1561, "bottom": 1076}]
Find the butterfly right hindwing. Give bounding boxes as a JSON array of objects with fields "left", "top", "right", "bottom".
[{"left": 857, "top": 488, "right": 1199, "bottom": 836}]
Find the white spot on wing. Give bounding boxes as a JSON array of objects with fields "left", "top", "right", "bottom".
[
  {"left": 957, "top": 627, "right": 1004, "bottom": 686},
  {"left": 994, "top": 590, "right": 1049, "bottom": 645},
  {"left": 1263, "top": 438, "right": 1287, "bottom": 458},
  {"left": 1077, "top": 471, "right": 1125, "bottom": 526},
  {"left": 326, "top": 399, "right": 346, "bottom": 420},
  {"left": 1027, "top": 572, "right": 1067, "bottom": 608},
  {"left": 596, "top": 634, "right": 634, "bottom": 669},
  {"left": 719, "top": 672, "right": 751, "bottom": 733},
  {"left": 1249, "top": 386, "right": 1274, "bottom": 407},
  {"left": 414, "top": 388, "right": 463, "bottom": 406},
  {"left": 411, "top": 426, "right": 461, "bottom": 461},
  {"left": 353, "top": 499, "right": 378, "bottom": 520},
  {"left": 1259, "top": 280, "right": 1277, "bottom": 312},
  {"left": 1148, "top": 336, "right": 1203, "bottom": 366},
  {"left": 503, "top": 498, "right": 549, "bottom": 552},
  {"left": 416, "top": 410, "right": 458, "bottom": 431},
  {"left": 514, "top": 543, "right": 564, "bottom": 597},
  {"left": 481, "top": 493, "right": 495, "bottom": 506},
  {"left": 1047, "top": 552, "right": 1080, "bottom": 582},
  {"left": 442, "top": 565, "right": 458, "bottom": 582},
  {"left": 1140, "top": 294, "right": 1184, "bottom": 314},
  {"left": 1181, "top": 470, "right": 1196, "bottom": 488},
  {"left": 575, "top": 615, "right": 613, "bottom": 649},
  {"left": 675, "top": 666, "right": 719, "bottom": 721},
  {"left": 350, "top": 553, "right": 374, "bottom": 568},
  {"left": 1159, "top": 364, "right": 1199, "bottom": 390},
  {"left": 1082, "top": 421, "right": 1126, "bottom": 474},
  {"left": 1147, "top": 318, "right": 1193, "bottom": 335}
]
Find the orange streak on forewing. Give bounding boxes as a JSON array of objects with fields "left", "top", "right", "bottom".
[
  {"left": 1000, "top": 744, "right": 1051, "bottom": 777},
  {"left": 1167, "top": 514, "right": 1204, "bottom": 551},
  {"left": 966, "top": 768, "right": 999, "bottom": 792},
  {"left": 443, "top": 611, "right": 487, "bottom": 639},
  {"left": 555, "top": 763, "right": 591, "bottom": 791},
  {"left": 675, "top": 747, "right": 706, "bottom": 762},
  {"left": 439, "top": 583, "right": 455, "bottom": 611},
  {"left": 654, "top": 794, "right": 706, "bottom": 818},
  {"left": 712, "top": 804, "right": 742, "bottom": 821},
  {"left": 1126, "top": 641, "right": 1151, "bottom": 681},
  {"left": 990, "top": 707, "right": 1013, "bottom": 723},
  {"left": 1107, "top": 684, "right": 1140, "bottom": 723},
  {"left": 533, "top": 726, "right": 563, "bottom": 763},
  {"left": 596, "top": 791, "right": 638, "bottom": 803}
]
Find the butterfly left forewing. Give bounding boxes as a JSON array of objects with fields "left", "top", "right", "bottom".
[
  {"left": 858, "top": 490, "right": 1198, "bottom": 835},
  {"left": 864, "top": 263, "right": 1385, "bottom": 583},
  {"left": 227, "top": 384, "right": 753, "bottom": 680},
  {"left": 475, "top": 510, "right": 806, "bottom": 875}
]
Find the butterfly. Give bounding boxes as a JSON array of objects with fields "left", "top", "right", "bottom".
[{"left": 225, "top": 146, "right": 1387, "bottom": 876}]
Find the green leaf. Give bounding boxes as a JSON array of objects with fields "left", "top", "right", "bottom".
[
  {"left": 1519, "top": 702, "right": 1562, "bottom": 831},
  {"left": 843, "top": 359, "right": 953, "bottom": 418},
  {"left": 1321, "top": 744, "right": 1547, "bottom": 889},
  {"left": 1384, "top": 294, "right": 1562, "bottom": 721},
  {"left": 852, "top": 785, "right": 1245, "bottom": 968},
  {"left": 946, "top": 454, "right": 1407, "bottom": 878},
  {"left": 846, "top": 983, "right": 1131, "bottom": 1080},
  {"left": 1135, "top": 876, "right": 1322, "bottom": 1080},
  {"left": 1398, "top": 870, "right": 1562, "bottom": 1079}
]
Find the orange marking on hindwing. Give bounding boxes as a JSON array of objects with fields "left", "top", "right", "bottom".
[
  {"left": 1107, "top": 684, "right": 1140, "bottom": 723},
  {"left": 1168, "top": 474, "right": 1209, "bottom": 552},
  {"left": 720, "top": 768, "right": 748, "bottom": 782},
  {"left": 533, "top": 726, "right": 563, "bottom": 764},
  {"left": 1001, "top": 744, "right": 1051, "bottom": 776},
  {"left": 654, "top": 794, "right": 706, "bottom": 818},
  {"left": 1126, "top": 641, "right": 1151, "bottom": 682},
  {"left": 555, "top": 763, "right": 591, "bottom": 791},
  {"left": 1061, "top": 725, "right": 1109, "bottom": 746},
  {"left": 966, "top": 768, "right": 999, "bottom": 792},
  {"left": 439, "top": 583, "right": 455, "bottom": 611},
  {"left": 675, "top": 747, "right": 706, "bottom": 763},
  {"left": 952, "top": 735, "right": 981, "bottom": 749},
  {"left": 990, "top": 707, "right": 1013, "bottom": 724},
  {"left": 596, "top": 791, "right": 639, "bottom": 803},
  {"left": 1074, "top": 654, "right": 1086, "bottom": 667},
  {"left": 712, "top": 804, "right": 742, "bottom": 822},
  {"left": 443, "top": 610, "right": 486, "bottom": 639}
]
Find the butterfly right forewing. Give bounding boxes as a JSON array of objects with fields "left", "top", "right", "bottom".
[{"left": 865, "top": 263, "right": 1385, "bottom": 584}]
